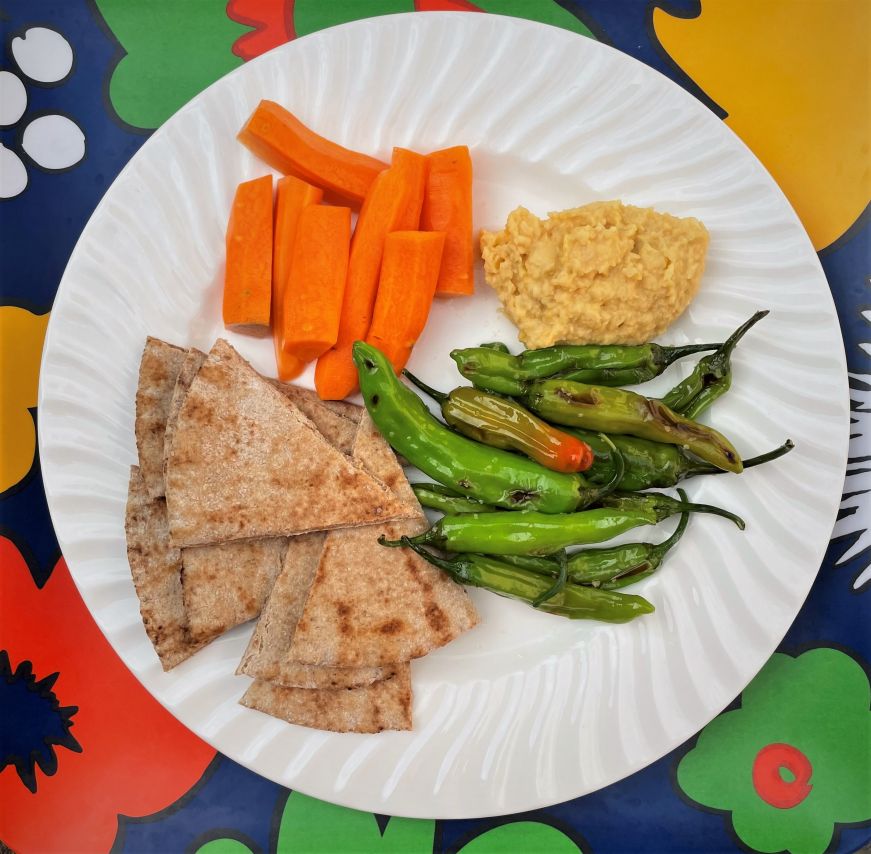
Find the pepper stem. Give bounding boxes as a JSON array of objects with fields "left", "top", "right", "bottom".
[
  {"left": 394, "top": 536, "right": 458, "bottom": 574},
  {"left": 403, "top": 370, "right": 449, "bottom": 403},
  {"left": 673, "top": 498, "right": 745, "bottom": 530},
  {"left": 651, "top": 488, "right": 691, "bottom": 557},
  {"left": 532, "top": 549, "right": 569, "bottom": 607},
  {"left": 690, "top": 439, "right": 794, "bottom": 477},
  {"left": 721, "top": 309, "right": 769, "bottom": 359},
  {"left": 583, "top": 434, "right": 625, "bottom": 504},
  {"left": 661, "top": 342, "right": 723, "bottom": 366}
]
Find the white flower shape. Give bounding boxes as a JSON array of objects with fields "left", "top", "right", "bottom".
[{"left": 1, "top": 26, "right": 85, "bottom": 199}]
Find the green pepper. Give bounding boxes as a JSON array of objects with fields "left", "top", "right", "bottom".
[
  {"left": 403, "top": 371, "right": 595, "bottom": 473},
  {"left": 411, "top": 483, "right": 496, "bottom": 515},
  {"left": 662, "top": 311, "right": 768, "bottom": 416},
  {"left": 451, "top": 341, "right": 720, "bottom": 396},
  {"left": 380, "top": 492, "right": 742, "bottom": 556},
  {"left": 352, "top": 341, "right": 623, "bottom": 513},
  {"left": 394, "top": 537, "right": 654, "bottom": 622},
  {"left": 522, "top": 378, "right": 743, "bottom": 473},
  {"left": 570, "top": 429, "right": 794, "bottom": 491},
  {"left": 498, "top": 489, "right": 691, "bottom": 586}
]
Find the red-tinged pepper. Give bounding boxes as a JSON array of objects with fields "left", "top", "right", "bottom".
[{"left": 404, "top": 371, "right": 594, "bottom": 473}]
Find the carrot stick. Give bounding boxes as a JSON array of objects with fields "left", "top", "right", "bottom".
[
  {"left": 238, "top": 100, "right": 388, "bottom": 207},
  {"left": 366, "top": 231, "right": 445, "bottom": 374},
  {"left": 314, "top": 147, "right": 426, "bottom": 400},
  {"left": 272, "top": 176, "right": 323, "bottom": 380},
  {"left": 420, "top": 145, "right": 474, "bottom": 296},
  {"left": 223, "top": 175, "right": 273, "bottom": 332},
  {"left": 282, "top": 205, "right": 351, "bottom": 362}
]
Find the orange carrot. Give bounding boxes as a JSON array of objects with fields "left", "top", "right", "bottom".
[
  {"left": 238, "top": 100, "right": 388, "bottom": 207},
  {"left": 223, "top": 174, "right": 273, "bottom": 332},
  {"left": 272, "top": 176, "right": 323, "bottom": 380},
  {"left": 282, "top": 205, "right": 351, "bottom": 362},
  {"left": 420, "top": 145, "right": 474, "bottom": 296},
  {"left": 366, "top": 231, "right": 445, "bottom": 374},
  {"left": 315, "top": 147, "right": 427, "bottom": 400}
]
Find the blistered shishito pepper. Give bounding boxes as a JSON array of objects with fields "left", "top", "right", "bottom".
[
  {"left": 391, "top": 537, "right": 655, "bottom": 622},
  {"left": 352, "top": 341, "right": 622, "bottom": 512},
  {"left": 380, "top": 492, "right": 742, "bottom": 556},
  {"left": 498, "top": 489, "right": 691, "bottom": 587},
  {"left": 570, "top": 429, "right": 794, "bottom": 491},
  {"left": 450, "top": 341, "right": 720, "bottom": 396},
  {"left": 411, "top": 483, "right": 495, "bottom": 515},
  {"left": 662, "top": 311, "right": 768, "bottom": 417},
  {"left": 404, "top": 371, "right": 594, "bottom": 473},
  {"left": 522, "top": 378, "right": 743, "bottom": 473}
]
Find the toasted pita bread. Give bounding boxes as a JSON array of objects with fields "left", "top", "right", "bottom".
[
  {"left": 135, "top": 337, "right": 186, "bottom": 498},
  {"left": 286, "top": 413, "right": 478, "bottom": 668},
  {"left": 164, "top": 339, "right": 416, "bottom": 548},
  {"left": 182, "top": 537, "right": 287, "bottom": 643},
  {"left": 268, "top": 381, "right": 357, "bottom": 454},
  {"left": 238, "top": 532, "right": 391, "bottom": 689},
  {"left": 125, "top": 466, "right": 204, "bottom": 669},
  {"left": 164, "top": 347, "right": 207, "bottom": 476},
  {"left": 240, "top": 666, "right": 412, "bottom": 733}
]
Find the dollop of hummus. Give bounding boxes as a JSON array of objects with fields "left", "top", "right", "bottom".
[{"left": 480, "top": 202, "right": 709, "bottom": 347}]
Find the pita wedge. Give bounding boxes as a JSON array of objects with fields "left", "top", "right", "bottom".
[
  {"left": 125, "top": 466, "right": 204, "bottom": 669},
  {"left": 182, "top": 538, "right": 287, "bottom": 643},
  {"left": 135, "top": 337, "right": 186, "bottom": 498},
  {"left": 286, "top": 413, "right": 478, "bottom": 668},
  {"left": 238, "top": 531, "right": 392, "bottom": 690},
  {"left": 268, "top": 381, "right": 358, "bottom": 455},
  {"left": 164, "top": 339, "right": 415, "bottom": 547},
  {"left": 163, "top": 347, "right": 207, "bottom": 476},
  {"left": 241, "top": 666, "right": 412, "bottom": 733}
]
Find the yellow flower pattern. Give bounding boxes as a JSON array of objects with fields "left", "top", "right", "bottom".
[{"left": 1, "top": 306, "right": 49, "bottom": 493}]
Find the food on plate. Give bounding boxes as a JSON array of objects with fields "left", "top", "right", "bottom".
[
  {"left": 569, "top": 428, "right": 794, "bottom": 493},
  {"left": 420, "top": 145, "right": 474, "bottom": 296},
  {"left": 162, "top": 347, "right": 207, "bottom": 478},
  {"left": 316, "top": 147, "right": 428, "bottom": 400},
  {"left": 404, "top": 371, "right": 595, "bottom": 473},
  {"left": 241, "top": 666, "right": 413, "bottom": 735},
  {"left": 223, "top": 175, "right": 273, "bottom": 333},
  {"left": 479, "top": 202, "right": 709, "bottom": 348},
  {"left": 365, "top": 230, "right": 445, "bottom": 374},
  {"left": 399, "top": 538, "right": 654, "bottom": 623},
  {"left": 229, "top": 106, "right": 475, "bottom": 392},
  {"left": 266, "top": 378, "right": 358, "bottom": 453},
  {"left": 164, "top": 340, "right": 414, "bottom": 548},
  {"left": 238, "top": 532, "right": 392, "bottom": 690},
  {"left": 661, "top": 310, "right": 768, "bottom": 418},
  {"left": 181, "top": 538, "right": 287, "bottom": 644},
  {"left": 411, "top": 482, "right": 496, "bottom": 515},
  {"left": 278, "top": 414, "right": 478, "bottom": 670},
  {"left": 127, "top": 336, "right": 478, "bottom": 732},
  {"left": 272, "top": 176, "right": 323, "bottom": 380},
  {"left": 381, "top": 491, "right": 742, "bottom": 557},
  {"left": 238, "top": 100, "right": 388, "bottom": 206},
  {"left": 134, "top": 337, "right": 187, "bottom": 499},
  {"left": 450, "top": 339, "right": 721, "bottom": 397},
  {"left": 497, "top": 500, "right": 689, "bottom": 589},
  {"left": 125, "top": 466, "right": 207, "bottom": 669},
  {"left": 352, "top": 341, "right": 624, "bottom": 513},
  {"left": 522, "top": 377, "right": 743, "bottom": 473},
  {"left": 281, "top": 204, "right": 351, "bottom": 362}
]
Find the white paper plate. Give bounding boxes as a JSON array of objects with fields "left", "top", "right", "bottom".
[{"left": 39, "top": 13, "right": 849, "bottom": 819}]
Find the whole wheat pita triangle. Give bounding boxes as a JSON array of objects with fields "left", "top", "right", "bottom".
[
  {"left": 164, "top": 339, "right": 416, "bottom": 548},
  {"left": 285, "top": 413, "right": 479, "bottom": 668}
]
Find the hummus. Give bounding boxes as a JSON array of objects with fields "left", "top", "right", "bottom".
[{"left": 480, "top": 202, "right": 709, "bottom": 348}]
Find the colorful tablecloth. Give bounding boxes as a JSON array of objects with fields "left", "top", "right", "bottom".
[{"left": 1, "top": 2, "right": 869, "bottom": 852}]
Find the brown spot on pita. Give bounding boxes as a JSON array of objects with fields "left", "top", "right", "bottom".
[{"left": 379, "top": 618, "right": 404, "bottom": 636}]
